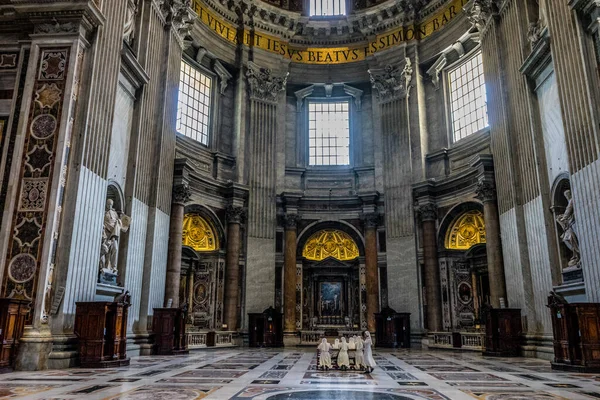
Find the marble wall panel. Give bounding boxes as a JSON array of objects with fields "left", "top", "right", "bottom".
[
  {"left": 499, "top": 210, "right": 527, "bottom": 317},
  {"left": 523, "top": 196, "right": 553, "bottom": 335},
  {"left": 107, "top": 82, "right": 134, "bottom": 189},
  {"left": 386, "top": 236, "right": 421, "bottom": 331},
  {"left": 62, "top": 167, "right": 106, "bottom": 321},
  {"left": 245, "top": 237, "right": 276, "bottom": 325},
  {"left": 147, "top": 209, "right": 170, "bottom": 316},
  {"left": 573, "top": 160, "right": 600, "bottom": 302},
  {"left": 124, "top": 198, "right": 149, "bottom": 333},
  {"left": 536, "top": 68, "right": 569, "bottom": 186}
]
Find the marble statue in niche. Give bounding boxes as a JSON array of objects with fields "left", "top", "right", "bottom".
[
  {"left": 123, "top": 0, "right": 139, "bottom": 47},
  {"left": 556, "top": 190, "right": 580, "bottom": 269},
  {"left": 99, "top": 198, "right": 131, "bottom": 285}
]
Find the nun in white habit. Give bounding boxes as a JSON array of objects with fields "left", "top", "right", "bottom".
[
  {"left": 337, "top": 337, "right": 350, "bottom": 371},
  {"left": 354, "top": 335, "right": 365, "bottom": 370},
  {"left": 363, "top": 331, "right": 376, "bottom": 373},
  {"left": 317, "top": 338, "right": 332, "bottom": 370}
]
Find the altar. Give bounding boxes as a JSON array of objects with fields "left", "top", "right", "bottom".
[{"left": 302, "top": 258, "right": 363, "bottom": 331}]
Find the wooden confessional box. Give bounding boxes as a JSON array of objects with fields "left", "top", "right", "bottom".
[
  {"left": 0, "top": 298, "right": 30, "bottom": 368},
  {"left": 548, "top": 294, "right": 600, "bottom": 372},
  {"left": 375, "top": 307, "right": 411, "bottom": 348},
  {"left": 152, "top": 307, "right": 189, "bottom": 355},
  {"left": 483, "top": 308, "right": 522, "bottom": 356},
  {"left": 248, "top": 307, "right": 283, "bottom": 347},
  {"left": 74, "top": 301, "right": 130, "bottom": 367}
]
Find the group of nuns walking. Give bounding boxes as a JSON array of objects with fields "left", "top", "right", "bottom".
[{"left": 317, "top": 331, "right": 376, "bottom": 373}]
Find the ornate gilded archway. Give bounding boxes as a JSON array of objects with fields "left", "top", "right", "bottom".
[
  {"left": 444, "top": 210, "right": 486, "bottom": 250},
  {"left": 182, "top": 214, "right": 219, "bottom": 252},
  {"left": 302, "top": 229, "right": 359, "bottom": 261}
]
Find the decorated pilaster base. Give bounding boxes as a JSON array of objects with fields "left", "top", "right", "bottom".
[
  {"left": 14, "top": 326, "right": 53, "bottom": 371},
  {"left": 283, "top": 332, "right": 300, "bottom": 347}
]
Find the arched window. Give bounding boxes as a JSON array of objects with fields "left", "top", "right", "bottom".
[
  {"left": 302, "top": 229, "right": 359, "bottom": 261},
  {"left": 445, "top": 210, "right": 486, "bottom": 250},
  {"left": 182, "top": 214, "right": 219, "bottom": 251}
]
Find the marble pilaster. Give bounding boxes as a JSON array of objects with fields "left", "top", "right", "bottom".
[
  {"left": 364, "top": 213, "right": 380, "bottom": 333},
  {"left": 283, "top": 214, "right": 301, "bottom": 334},
  {"left": 224, "top": 206, "right": 245, "bottom": 331},
  {"left": 418, "top": 204, "right": 442, "bottom": 332},
  {"left": 164, "top": 184, "right": 191, "bottom": 308},
  {"left": 476, "top": 181, "right": 508, "bottom": 308}
]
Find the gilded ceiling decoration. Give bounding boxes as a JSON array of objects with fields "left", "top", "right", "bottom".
[
  {"left": 445, "top": 210, "right": 486, "bottom": 250},
  {"left": 302, "top": 229, "right": 359, "bottom": 261},
  {"left": 182, "top": 214, "right": 218, "bottom": 252}
]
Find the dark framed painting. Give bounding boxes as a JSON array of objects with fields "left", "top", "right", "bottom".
[{"left": 319, "top": 282, "right": 342, "bottom": 317}]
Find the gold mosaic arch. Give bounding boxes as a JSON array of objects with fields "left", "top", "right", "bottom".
[
  {"left": 302, "top": 229, "right": 359, "bottom": 261},
  {"left": 445, "top": 210, "right": 486, "bottom": 250},
  {"left": 182, "top": 214, "right": 219, "bottom": 252}
]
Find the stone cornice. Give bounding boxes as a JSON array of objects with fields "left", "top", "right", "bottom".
[{"left": 4, "top": 0, "right": 105, "bottom": 37}]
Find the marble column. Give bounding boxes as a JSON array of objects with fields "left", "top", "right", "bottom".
[
  {"left": 476, "top": 182, "right": 508, "bottom": 308},
  {"left": 418, "top": 204, "right": 442, "bottom": 332},
  {"left": 164, "top": 184, "right": 191, "bottom": 308},
  {"left": 283, "top": 214, "right": 301, "bottom": 333},
  {"left": 224, "top": 206, "right": 245, "bottom": 331},
  {"left": 187, "top": 264, "right": 195, "bottom": 317},
  {"left": 364, "top": 213, "right": 380, "bottom": 332}
]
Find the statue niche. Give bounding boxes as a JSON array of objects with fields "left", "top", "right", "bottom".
[{"left": 99, "top": 186, "right": 131, "bottom": 285}]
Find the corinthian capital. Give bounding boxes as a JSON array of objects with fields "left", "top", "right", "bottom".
[
  {"left": 476, "top": 181, "right": 496, "bottom": 203},
  {"left": 157, "top": 0, "right": 194, "bottom": 44},
  {"left": 283, "top": 214, "right": 302, "bottom": 230},
  {"left": 363, "top": 213, "right": 380, "bottom": 229},
  {"left": 172, "top": 184, "right": 191, "bottom": 205},
  {"left": 246, "top": 61, "right": 288, "bottom": 103},
  {"left": 417, "top": 204, "right": 438, "bottom": 222},
  {"left": 465, "top": 0, "right": 496, "bottom": 31},
  {"left": 368, "top": 58, "right": 413, "bottom": 103},
  {"left": 226, "top": 206, "right": 246, "bottom": 224}
]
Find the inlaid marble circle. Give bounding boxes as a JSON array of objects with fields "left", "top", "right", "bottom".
[
  {"left": 8, "top": 253, "right": 37, "bottom": 283},
  {"left": 30, "top": 114, "right": 57, "bottom": 140},
  {"left": 267, "top": 391, "right": 413, "bottom": 399}
]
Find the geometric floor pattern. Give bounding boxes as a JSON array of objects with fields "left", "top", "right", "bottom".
[{"left": 0, "top": 348, "right": 598, "bottom": 399}]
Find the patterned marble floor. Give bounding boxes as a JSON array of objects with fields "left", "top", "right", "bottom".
[{"left": 0, "top": 348, "right": 598, "bottom": 399}]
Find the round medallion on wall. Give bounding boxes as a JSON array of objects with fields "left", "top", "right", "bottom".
[
  {"left": 458, "top": 282, "right": 472, "bottom": 304},
  {"left": 8, "top": 253, "right": 37, "bottom": 284},
  {"left": 194, "top": 282, "right": 208, "bottom": 304},
  {"left": 30, "top": 114, "right": 57, "bottom": 140}
]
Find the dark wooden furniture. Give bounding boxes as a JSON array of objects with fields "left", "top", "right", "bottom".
[
  {"left": 153, "top": 308, "right": 176, "bottom": 355},
  {"left": 74, "top": 301, "right": 130, "bottom": 368},
  {"left": 548, "top": 294, "right": 600, "bottom": 372},
  {"left": 374, "top": 308, "right": 410, "bottom": 348},
  {"left": 173, "top": 306, "right": 188, "bottom": 354},
  {"left": 0, "top": 298, "right": 29, "bottom": 368},
  {"left": 483, "top": 308, "right": 522, "bottom": 357},
  {"left": 248, "top": 307, "right": 283, "bottom": 347},
  {"left": 152, "top": 305, "right": 188, "bottom": 355}
]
